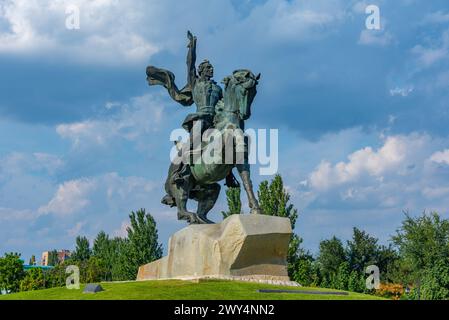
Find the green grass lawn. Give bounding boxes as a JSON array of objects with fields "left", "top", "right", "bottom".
[{"left": 0, "top": 279, "right": 385, "bottom": 300}]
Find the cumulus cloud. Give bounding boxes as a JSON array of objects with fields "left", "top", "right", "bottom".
[
  {"left": 266, "top": 0, "right": 346, "bottom": 41},
  {"left": 0, "top": 0, "right": 159, "bottom": 63},
  {"left": 0, "top": 152, "right": 63, "bottom": 176},
  {"left": 294, "top": 131, "right": 449, "bottom": 216},
  {"left": 38, "top": 172, "right": 157, "bottom": 217},
  {"left": 309, "top": 135, "right": 422, "bottom": 191},
  {"left": 0, "top": 0, "right": 352, "bottom": 64},
  {"left": 411, "top": 30, "right": 449, "bottom": 69},
  {"left": 430, "top": 149, "right": 449, "bottom": 165},
  {"left": 38, "top": 178, "right": 95, "bottom": 216},
  {"left": 113, "top": 220, "right": 130, "bottom": 238},
  {"left": 56, "top": 94, "right": 166, "bottom": 149},
  {"left": 359, "top": 29, "right": 393, "bottom": 47}
]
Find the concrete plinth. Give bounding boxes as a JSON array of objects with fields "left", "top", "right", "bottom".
[{"left": 137, "top": 214, "right": 292, "bottom": 282}]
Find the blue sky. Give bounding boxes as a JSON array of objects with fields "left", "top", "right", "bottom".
[{"left": 1, "top": 0, "right": 449, "bottom": 261}]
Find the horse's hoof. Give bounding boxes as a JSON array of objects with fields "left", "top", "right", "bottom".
[
  {"left": 250, "top": 208, "right": 263, "bottom": 215},
  {"left": 177, "top": 211, "right": 191, "bottom": 222},
  {"left": 183, "top": 212, "right": 201, "bottom": 225},
  {"left": 197, "top": 214, "right": 215, "bottom": 224}
]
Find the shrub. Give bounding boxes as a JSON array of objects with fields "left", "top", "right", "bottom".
[{"left": 375, "top": 283, "right": 404, "bottom": 300}]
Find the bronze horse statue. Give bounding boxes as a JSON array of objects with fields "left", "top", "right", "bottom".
[
  {"left": 146, "top": 32, "right": 262, "bottom": 224},
  {"left": 164, "top": 69, "right": 263, "bottom": 224}
]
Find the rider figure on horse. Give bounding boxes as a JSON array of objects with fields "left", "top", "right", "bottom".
[{"left": 146, "top": 31, "right": 239, "bottom": 212}]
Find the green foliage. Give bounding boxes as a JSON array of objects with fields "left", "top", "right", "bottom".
[
  {"left": 392, "top": 211, "right": 449, "bottom": 278},
  {"left": 44, "top": 263, "right": 69, "bottom": 288},
  {"left": 414, "top": 258, "right": 449, "bottom": 300},
  {"left": 393, "top": 212, "right": 449, "bottom": 300},
  {"left": 292, "top": 254, "right": 320, "bottom": 287},
  {"left": 109, "top": 237, "right": 132, "bottom": 281},
  {"left": 317, "top": 236, "right": 347, "bottom": 280},
  {"left": 347, "top": 228, "right": 379, "bottom": 274},
  {"left": 0, "top": 280, "right": 385, "bottom": 300},
  {"left": 376, "top": 245, "right": 400, "bottom": 283},
  {"left": 20, "top": 268, "right": 44, "bottom": 292},
  {"left": 0, "top": 253, "right": 25, "bottom": 293},
  {"left": 258, "top": 174, "right": 298, "bottom": 228},
  {"left": 47, "top": 250, "right": 59, "bottom": 266},
  {"left": 116, "top": 209, "right": 163, "bottom": 280},
  {"left": 28, "top": 255, "right": 36, "bottom": 266},
  {"left": 78, "top": 257, "right": 110, "bottom": 284},
  {"left": 258, "top": 175, "right": 302, "bottom": 279},
  {"left": 222, "top": 187, "right": 241, "bottom": 219},
  {"left": 72, "top": 236, "right": 91, "bottom": 262},
  {"left": 334, "top": 262, "right": 350, "bottom": 290},
  {"left": 348, "top": 270, "right": 366, "bottom": 293},
  {"left": 92, "top": 231, "right": 113, "bottom": 281}
]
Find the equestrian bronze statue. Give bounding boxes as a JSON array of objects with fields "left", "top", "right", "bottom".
[{"left": 146, "top": 31, "right": 262, "bottom": 224}]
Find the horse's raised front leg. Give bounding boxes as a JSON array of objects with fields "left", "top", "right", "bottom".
[
  {"left": 236, "top": 164, "right": 262, "bottom": 215},
  {"left": 170, "top": 174, "right": 203, "bottom": 224},
  {"left": 190, "top": 183, "right": 220, "bottom": 224}
]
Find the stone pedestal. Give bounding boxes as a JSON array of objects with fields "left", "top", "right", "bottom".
[{"left": 137, "top": 214, "right": 292, "bottom": 282}]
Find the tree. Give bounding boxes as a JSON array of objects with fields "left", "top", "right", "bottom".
[
  {"left": 258, "top": 175, "right": 298, "bottom": 228},
  {"left": 47, "top": 250, "right": 59, "bottom": 266},
  {"left": 291, "top": 253, "right": 319, "bottom": 287},
  {"left": 72, "top": 236, "right": 91, "bottom": 262},
  {"left": 334, "top": 262, "right": 350, "bottom": 290},
  {"left": 75, "top": 257, "right": 110, "bottom": 284},
  {"left": 317, "top": 236, "right": 347, "bottom": 281},
  {"left": 392, "top": 211, "right": 449, "bottom": 278},
  {"left": 0, "top": 253, "right": 25, "bottom": 293},
  {"left": 222, "top": 187, "right": 241, "bottom": 219},
  {"left": 28, "top": 255, "right": 36, "bottom": 266},
  {"left": 348, "top": 270, "right": 366, "bottom": 293},
  {"left": 258, "top": 175, "right": 301, "bottom": 277},
  {"left": 392, "top": 211, "right": 449, "bottom": 300},
  {"left": 110, "top": 237, "right": 132, "bottom": 281},
  {"left": 20, "top": 268, "right": 44, "bottom": 292},
  {"left": 93, "top": 231, "right": 110, "bottom": 259},
  {"left": 416, "top": 258, "right": 449, "bottom": 300},
  {"left": 92, "top": 231, "right": 113, "bottom": 281},
  {"left": 347, "top": 228, "right": 379, "bottom": 274},
  {"left": 376, "top": 244, "right": 400, "bottom": 283},
  {"left": 119, "top": 209, "right": 163, "bottom": 280}
]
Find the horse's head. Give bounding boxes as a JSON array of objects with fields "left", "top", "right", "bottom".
[{"left": 222, "top": 69, "right": 260, "bottom": 121}]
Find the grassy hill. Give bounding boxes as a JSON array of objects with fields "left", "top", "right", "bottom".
[{"left": 0, "top": 279, "right": 385, "bottom": 300}]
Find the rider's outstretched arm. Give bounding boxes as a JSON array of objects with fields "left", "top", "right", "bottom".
[{"left": 186, "top": 31, "right": 197, "bottom": 88}]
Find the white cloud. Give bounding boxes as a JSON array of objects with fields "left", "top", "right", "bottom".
[
  {"left": 56, "top": 94, "right": 165, "bottom": 148},
  {"left": 411, "top": 30, "right": 449, "bottom": 68},
  {"left": 67, "top": 221, "right": 86, "bottom": 237},
  {"left": 113, "top": 220, "right": 129, "bottom": 238},
  {"left": 38, "top": 178, "right": 96, "bottom": 216},
  {"left": 359, "top": 29, "right": 393, "bottom": 47},
  {"left": 0, "top": 152, "right": 63, "bottom": 176},
  {"left": 0, "top": 207, "right": 36, "bottom": 222},
  {"left": 430, "top": 149, "right": 449, "bottom": 165},
  {"left": 0, "top": 0, "right": 355, "bottom": 67},
  {"left": 0, "top": 0, "right": 158, "bottom": 63},
  {"left": 38, "top": 172, "right": 158, "bottom": 217},
  {"left": 309, "top": 135, "right": 421, "bottom": 190},
  {"left": 242, "top": 0, "right": 347, "bottom": 43}
]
